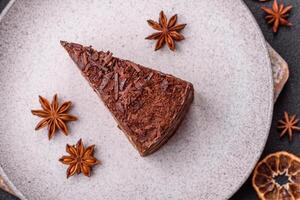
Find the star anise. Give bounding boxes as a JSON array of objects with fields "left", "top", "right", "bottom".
[
  {"left": 261, "top": 0, "right": 293, "bottom": 33},
  {"left": 59, "top": 139, "right": 100, "bottom": 178},
  {"left": 31, "top": 94, "right": 77, "bottom": 140},
  {"left": 145, "top": 11, "right": 186, "bottom": 51},
  {"left": 277, "top": 112, "right": 300, "bottom": 141}
]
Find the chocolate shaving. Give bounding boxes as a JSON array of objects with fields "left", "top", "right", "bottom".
[
  {"left": 126, "top": 61, "right": 141, "bottom": 72},
  {"left": 102, "top": 94, "right": 110, "bottom": 101},
  {"left": 98, "top": 71, "right": 103, "bottom": 79},
  {"left": 131, "top": 101, "right": 143, "bottom": 111},
  {"left": 99, "top": 72, "right": 113, "bottom": 90},
  {"left": 91, "top": 51, "right": 99, "bottom": 61},
  {"left": 134, "top": 77, "right": 141, "bottom": 84},
  {"left": 146, "top": 72, "right": 154, "bottom": 81},
  {"left": 122, "top": 83, "right": 133, "bottom": 107},
  {"left": 132, "top": 63, "right": 141, "bottom": 72},
  {"left": 94, "top": 80, "right": 102, "bottom": 89},
  {"left": 119, "top": 79, "right": 127, "bottom": 91},
  {"left": 86, "top": 66, "right": 96, "bottom": 77},
  {"left": 98, "top": 51, "right": 105, "bottom": 59},
  {"left": 83, "top": 63, "right": 91, "bottom": 73},
  {"left": 89, "top": 59, "right": 98, "bottom": 67},
  {"left": 137, "top": 131, "right": 148, "bottom": 143},
  {"left": 86, "top": 46, "right": 93, "bottom": 56},
  {"left": 73, "top": 50, "right": 81, "bottom": 62},
  {"left": 161, "top": 79, "right": 169, "bottom": 91},
  {"left": 122, "top": 83, "right": 132, "bottom": 96},
  {"left": 116, "top": 102, "right": 125, "bottom": 113},
  {"left": 70, "top": 43, "right": 82, "bottom": 50},
  {"left": 180, "top": 85, "right": 190, "bottom": 105},
  {"left": 114, "top": 73, "right": 119, "bottom": 101},
  {"left": 144, "top": 125, "right": 154, "bottom": 130},
  {"left": 155, "top": 128, "right": 162, "bottom": 139},
  {"left": 115, "top": 62, "right": 125, "bottom": 78},
  {"left": 129, "top": 90, "right": 142, "bottom": 105},
  {"left": 103, "top": 52, "right": 113, "bottom": 66},
  {"left": 156, "top": 102, "right": 164, "bottom": 107},
  {"left": 144, "top": 86, "right": 152, "bottom": 94},
  {"left": 100, "top": 66, "right": 108, "bottom": 72},
  {"left": 82, "top": 51, "right": 88, "bottom": 66},
  {"left": 135, "top": 79, "right": 145, "bottom": 90}
]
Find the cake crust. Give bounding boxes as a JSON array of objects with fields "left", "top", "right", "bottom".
[{"left": 61, "top": 41, "right": 194, "bottom": 156}]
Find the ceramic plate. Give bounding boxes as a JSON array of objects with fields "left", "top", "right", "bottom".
[{"left": 0, "top": 0, "right": 273, "bottom": 199}]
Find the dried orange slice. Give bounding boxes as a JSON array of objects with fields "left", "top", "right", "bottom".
[{"left": 252, "top": 151, "right": 300, "bottom": 200}]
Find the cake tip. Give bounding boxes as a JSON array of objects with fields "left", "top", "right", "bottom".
[{"left": 60, "top": 40, "right": 68, "bottom": 47}]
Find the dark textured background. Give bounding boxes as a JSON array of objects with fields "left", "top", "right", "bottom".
[
  {"left": 232, "top": 0, "right": 300, "bottom": 199},
  {"left": 0, "top": 0, "right": 299, "bottom": 199},
  {"left": 0, "top": 0, "right": 8, "bottom": 13}
]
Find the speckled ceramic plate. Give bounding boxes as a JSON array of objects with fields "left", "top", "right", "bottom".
[{"left": 0, "top": 0, "right": 273, "bottom": 199}]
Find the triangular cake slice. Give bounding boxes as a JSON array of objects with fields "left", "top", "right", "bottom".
[{"left": 61, "top": 41, "right": 194, "bottom": 156}]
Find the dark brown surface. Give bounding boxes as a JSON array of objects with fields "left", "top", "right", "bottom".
[{"left": 61, "top": 41, "right": 194, "bottom": 156}]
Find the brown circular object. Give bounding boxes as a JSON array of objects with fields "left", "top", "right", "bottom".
[{"left": 252, "top": 151, "right": 300, "bottom": 200}]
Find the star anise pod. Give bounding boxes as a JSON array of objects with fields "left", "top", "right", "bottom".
[
  {"left": 261, "top": 0, "right": 292, "bottom": 33},
  {"left": 277, "top": 112, "right": 300, "bottom": 141},
  {"left": 145, "top": 11, "right": 186, "bottom": 51},
  {"left": 31, "top": 94, "right": 77, "bottom": 140},
  {"left": 59, "top": 139, "right": 100, "bottom": 178}
]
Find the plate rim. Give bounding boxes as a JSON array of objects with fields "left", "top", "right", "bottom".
[
  {"left": 0, "top": 0, "right": 274, "bottom": 199},
  {"left": 0, "top": 1, "right": 28, "bottom": 199},
  {"left": 226, "top": 0, "right": 274, "bottom": 198}
]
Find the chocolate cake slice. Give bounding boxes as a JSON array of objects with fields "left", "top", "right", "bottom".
[{"left": 61, "top": 41, "right": 194, "bottom": 156}]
